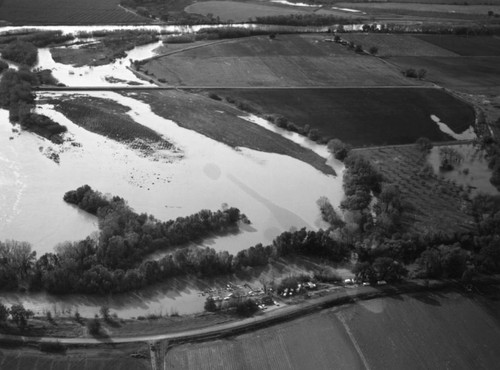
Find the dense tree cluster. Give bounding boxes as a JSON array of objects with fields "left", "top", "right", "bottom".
[
  {"left": 341, "top": 154, "right": 382, "bottom": 212},
  {"left": 0, "top": 67, "right": 66, "bottom": 143},
  {"left": 0, "top": 302, "right": 34, "bottom": 330},
  {"left": 1, "top": 40, "right": 38, "bottom": 66}
]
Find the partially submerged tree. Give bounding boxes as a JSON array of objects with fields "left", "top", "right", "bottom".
[{"left": 327, "top": 138, "right": 351, "bottom": 161}]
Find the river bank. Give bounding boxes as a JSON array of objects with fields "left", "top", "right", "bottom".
[{"left": 0, "top": 275, "right": 498, "bottom": 345}]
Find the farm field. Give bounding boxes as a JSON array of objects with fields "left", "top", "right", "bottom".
[
  {"left": 0, "top": 344, "right": 149, "bottom": 370},
  {"left": 165, "top": 310, "right": 364, "bottom": 369},
  {"left": 388, "top": 56, "right": 500, "bottom": 89},
  {"left": 142, "top": 34, "right": 414, "bottom": 87},
  {"left": 355, "top": 145, "right": 474, "bottom": 234},
  {"left": 337, "top": 287, "right": 500, "bottom": 370},
  {"left": 207, "top": 88, "right": 475, "bottom": 146},
  {"left": 185, "top": 1, "right": 310, "bottom": 23},
  {"left": 340, "top": 33, "right": 459, "bottom": 57},
  {"left": 0, "top": 0, "right": 147, "bottom": 24},
  {"left": 415, "top": 35, "right": 500, "bottom": 57},
  {"left": 336, "top": 2, "right": 500, "bottom": 14},
  {"left": 165, "top": 288, "right": 500, "bottom": 370},
  {"left": 126, "top": 90, "right": 334, "bottom": 174},
  {"left": 335, "top": 2, "right": 500, "bottom": 16}
]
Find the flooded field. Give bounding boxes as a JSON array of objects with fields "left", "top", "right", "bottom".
[
  {"left": 0, "top": 34, "right": 346, "bottom": 316},
  {"left": 429, "top": 143, "right": 498, "bottom": 195}
]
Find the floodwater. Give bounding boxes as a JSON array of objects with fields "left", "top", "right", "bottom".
[
  {"left": 0, "top": 31, "right": 345, "bottom": 317},
  {"left": 431, "top": 114, "right": 476, "bottom": 141},
  {"left": 428, "top": 143, "right": 498, "bottom": 195},
  {"left": 35, "top": 40, "right": 163, "bottom": 86}
]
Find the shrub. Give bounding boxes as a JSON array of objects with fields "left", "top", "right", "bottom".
[
  {"left": 313, "top": 271, "right": 342, "bottom": 283},
  {"left": 87, "top": 317, "right": 101, "bottom": 336},
  {"left": 235, "top": 299, "right": 259, "bottom": 317},
  {"left": 415, "top": 137, "right": 433, "bottom": 152},
  {"left": 204, "top": 296, "right": 217, "bottom": 312},
  {"left": 39, "top": 341, "right": 66, "bottom": 353},
  {"left": 208, "top": 92, "right": 221, "bottom": 101},
  {"left": 0, "top": 60, "right": 8, "bottom": 74},
  {"left": 164, "top": 34, "right": 195, "bottom": 44},
  {"left": 100, "top": 305, "right": 110, "bottom": 320},
  {"left": 369, "top": 46, "right": 378, "bottom": 55}
]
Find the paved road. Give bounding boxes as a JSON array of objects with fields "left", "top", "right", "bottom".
[
  {"left": 0, "top": 279, "right": 457, "bottom": 346},
  {"left": 36, "top": 85, "right": 436, "bottom": 92}
]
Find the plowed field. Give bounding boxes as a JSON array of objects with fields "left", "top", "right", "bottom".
[{"left": 0, "top": 0, "right": 147, "bottom": 24}]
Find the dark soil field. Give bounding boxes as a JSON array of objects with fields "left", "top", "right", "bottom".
[
  {"left": 355, "top": 145, "right": 474, "bottom": 234},
  {"left": 209, "top": 88, "right": 475, "bottom": 146},
  {"left": 0, "top": 0, "right": 147, "bottom": 25},
  {"left": 49, "top": 95, "right": 175, "bottom": 155},
  {"left": 165, "top": 288, "right": 500, "bottom": 369},
  {"left": 340, "top": 34, "right": 458, "bottom": 57},
  {"left": 388, "top": 56, "right": 500, "bottom": 89},
  {"left": 415, "top": 35, "right": 500, "bottom": 57},
  {"left": 142, "top": 34, "right": 413, "bottom": 87},
  {"left": 337, "top": 287, "right": 500, "bottom": 370},
  {"left": 127, "top": 90, "right": 335, "bottom": 175},
  {"left": 0, "top": 343, "right": 150, "bottom": 369},
  {"left": 166, "top": 310, "right": 364, "bottom": 369}
]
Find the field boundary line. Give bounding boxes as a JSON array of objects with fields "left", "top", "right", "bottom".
[{"left": 337, "top": 312, "right": 371, "bottom": 370}]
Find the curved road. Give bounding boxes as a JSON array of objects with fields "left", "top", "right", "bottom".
[{"left": 0, "top": 279, "right": 461, "bottom": 346}]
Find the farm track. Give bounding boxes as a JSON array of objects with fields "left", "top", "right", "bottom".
[{"left": 1, "top": 277, "right": 498, "bottom": 347}]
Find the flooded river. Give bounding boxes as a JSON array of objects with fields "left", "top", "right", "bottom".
[{"left": 0, "top": 36, "right": 344, "bottom": 317}]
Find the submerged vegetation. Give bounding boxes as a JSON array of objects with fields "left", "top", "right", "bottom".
[{"left": 0, "top": 67, "right": 66, "bottom": 143}]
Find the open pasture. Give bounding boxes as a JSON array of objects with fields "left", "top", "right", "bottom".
[
  {"left": 166, "top": 311, "right": 364, "bottom": 369},
  {"left": 209, "top": 88, "right": 475, "bottom": 146},
  {"left": 143, "top": 34, "right": 412, "bottom": 87},
  {"left": 129, "top": 90, "right": 334, "bottom": 174},
  {"left": 356, "top": 145, "right": 473, "bottom": 234},
  {"left": 415, "top": 35, "right": 500, "bottom": 57},
  {"left": 340, "top": 33, "right": 458, "bottom": 57},
  {"left": 0, "top": 0, "right": 147, "bottom": 25},
  {"left": 388, "top": 56, "right": 500, "bottom": 88}
]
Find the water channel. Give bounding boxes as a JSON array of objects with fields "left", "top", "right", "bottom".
[{"left": 0, "top": 31, "right": 345, "bottom": 317}]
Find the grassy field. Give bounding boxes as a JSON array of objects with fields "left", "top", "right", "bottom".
[
  {"left": 126, "top": 90, "right": 335, "bottom": 174},
  {"left": 208, "top": 88, "right": 475, "bottom": 146},
  {"left": 340, "top": 34, "right": 458, "bottom": 57},
  {"left": 0, "top": 0, "right": 147, "bottom": 24},
  {"left": 415, "top": 35, "right": 500, "bottom": 57},
  {"left": 165, "top": 288, "right": 500, "bottom": 369},
  {"left": 142, "top": 34, "right": 413, "bottom": 87},
  {"left": 49, "top": 95, "right": 175, "bottom": 156},
  {"left": 355, "top": 145, "right": 474, "bottom": 234},
  {"left": 388, "top": 56, "right": 500, "bottom": 88}
]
